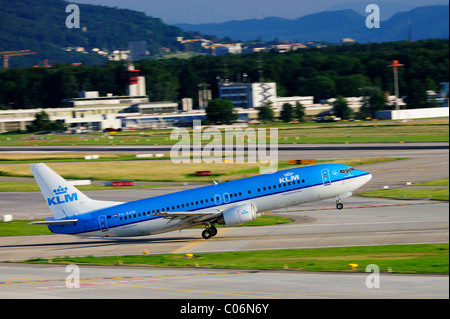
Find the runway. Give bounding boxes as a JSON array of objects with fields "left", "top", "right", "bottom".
[
  {"left": 0, "top": 197, "right": 448, "bottom": 262},
  {"left": 1, "top": 263, "right": 448, "bottom": 299},
  {"left": 0, "top": 143, "right": 448, "bottom": 299},
  {"left": 0, "top": 196, "right": 448, "bottom": 300}
]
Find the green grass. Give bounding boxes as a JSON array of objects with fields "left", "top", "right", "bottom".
[
  {"left": 359, "top": 188, "right": 449, "bottom": 201},
  {"left": 0, "top": 220, "right": 53, "bottom": 236},
  {"left": 0, "top": 157, "right": 406, "bottom": 184},
  {"left": 0, "top": 120, "right": 448, "bottom": 146},
  {"left": 416, "top": 179, "right": 449, "bottom": 186},
  {"left": 21, "top": 244, "right": 449, "bottom": 274},
  {"left": 359, "top": 177, "right": 449, "bottom": 201}
]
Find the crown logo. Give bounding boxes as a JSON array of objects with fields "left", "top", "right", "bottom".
[{"left": 53, "top": 186, "right": 68, "bottom": 195}]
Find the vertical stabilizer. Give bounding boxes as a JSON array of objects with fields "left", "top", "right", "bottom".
[{"left": 30, "top": 163, "right": 123, "bottom": 219}]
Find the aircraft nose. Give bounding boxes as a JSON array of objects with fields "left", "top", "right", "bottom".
[{"left": 362, "top": 172, "right": 372, "bottom": 184}]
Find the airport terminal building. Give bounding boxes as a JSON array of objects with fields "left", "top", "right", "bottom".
[{"left": 4, "top": 65, "right": 446, "bottom": 133}]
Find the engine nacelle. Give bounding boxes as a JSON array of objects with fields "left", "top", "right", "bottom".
[{"left": 219, "top": 203, "right": 257, "bottom": 226}]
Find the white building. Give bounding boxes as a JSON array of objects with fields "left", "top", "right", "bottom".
[
  {"left": 274, "top": 96, "right": 314, "bottom": 108},
  {"left": 218, "top": 81, "right": 313, "bottom": 110},
  {"left": 215, "top": 43, "right": 242, "bottom": 55},
  {"left": 218, "top": 82, "right": 277, "bottom": 109}
]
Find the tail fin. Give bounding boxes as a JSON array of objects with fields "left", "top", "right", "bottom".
[{"left": 30, "top": 163, "right": 123, "bottom": 219}]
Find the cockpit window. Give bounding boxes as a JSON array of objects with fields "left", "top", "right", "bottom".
[{"left": 340, "top": 167, "right": 356, "bottom": 174}]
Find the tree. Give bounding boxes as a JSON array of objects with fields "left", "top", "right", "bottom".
[
  {"left": 359, "top": 86, "right": 386, "bottom": 119},
  {"left": 295, "top": 101, "right": 306, "bottom": 122},
  {"left": 27, "top": 111, "right": 64, "bottom": 132},
  {"left": 404, "top": 79, "right": 429, "bottom": 109},
  {"left": 332, "top": 96, "right": 354, "bottom": 120},
  {"left": 280, "top": 103, "right": 294, "bottom": 123},
  {"left": 308, "top": 75, "right": 336, "bottom": 102},
  {"left": 205, "top": 99, "right": 237, "bottom": 125},
  {"left": 257, "top": 103, "right": 274, "bottom": 123}
]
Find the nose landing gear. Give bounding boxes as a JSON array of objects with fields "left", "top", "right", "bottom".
[{"left": 335, "top": 193, "right": 350, "bottom": 211}]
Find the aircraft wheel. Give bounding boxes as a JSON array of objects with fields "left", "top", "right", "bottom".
[
  {"left": 202, "top": 229, "right": 212, "bottom": 239},
  {"left": 209, "top": 226, "right": 218, "bottom": 237},
  {"left": 336, "top": 203, "right": 344, "bottom": 210}
]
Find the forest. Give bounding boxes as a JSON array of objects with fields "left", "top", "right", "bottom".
[
  {"left": 0, "top": 0, "right": 203, "bottom": 66},
  {"left": 0, "top": 39, "right": 448, "bottom": 110}
]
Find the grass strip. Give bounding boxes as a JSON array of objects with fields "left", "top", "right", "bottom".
[
  {"left": 21, "top": 244, "right": 449, "bottom": 274},
  {"left": 0, "top": 157, "right": 406, "bottom": 183},
  {"left": 0, "top": 220, "right": 53, "bottom": 236},
  {"left": 359, "top": 188, "right": 449, "bottom": 201},
  {"left": 415, "top": 179, "right": 449, "bottom": 186}
]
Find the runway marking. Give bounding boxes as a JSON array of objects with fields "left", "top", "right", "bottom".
[
  {"left": 37, "top": 278, "right": 163, "bottom": 289},
  {"left": 0, "top": 271, "right": 256, "bottom": 289},
  {"left": 112, "top": 283, "right": 279, "bottom": 299},
  {"left": 170, "top": 228, "right": 235, "bottom": 254}
]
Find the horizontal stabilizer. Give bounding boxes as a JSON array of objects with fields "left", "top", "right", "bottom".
[{"left": 28, "top": 219, "right": 78, "bottom": 225}]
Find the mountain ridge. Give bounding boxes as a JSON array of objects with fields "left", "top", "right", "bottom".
[
  {"left": 0, "top": 0, "right": 198, "bottom": 66},
  {"left": 176, "top": 5, "right": 449, "bottom": 42}
]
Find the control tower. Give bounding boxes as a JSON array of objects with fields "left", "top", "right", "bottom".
[{"left": 124, "top": 63, "right": 146, "bottom": 96}]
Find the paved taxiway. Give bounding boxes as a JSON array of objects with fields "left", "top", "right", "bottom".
[
  {"left": 0, "top": 143, "right": 448, "bottom": 299},
  {"left": 1, "top": 263, "right": 448, "bottom": 299},
  {"left": 0, "top": 197, "right": 448, "bottom": 262}
]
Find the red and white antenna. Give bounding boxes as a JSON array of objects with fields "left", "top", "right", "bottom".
[{"left": 388, "top": 60, "right": 404, "bottom": 111}]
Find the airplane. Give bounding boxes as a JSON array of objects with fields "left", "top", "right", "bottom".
[{"left": 29, "top": 163, "right": 372, "bottom": 239}]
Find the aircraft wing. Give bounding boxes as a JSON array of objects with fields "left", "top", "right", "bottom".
[{"left": 155, "top": 211, "right": 222, "bottom": 224}]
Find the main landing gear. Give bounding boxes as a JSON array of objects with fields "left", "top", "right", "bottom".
[{"left": 202, "top": 223, "right": 218, "bottom": 239}]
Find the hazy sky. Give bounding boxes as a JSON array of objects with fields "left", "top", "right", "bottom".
[{"left": 71, "top": 0, "right": 449, "bottom": 24}]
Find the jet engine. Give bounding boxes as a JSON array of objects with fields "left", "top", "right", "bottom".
[{"left": 218, "top": 203, "right": 257, "bottom": 226}]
